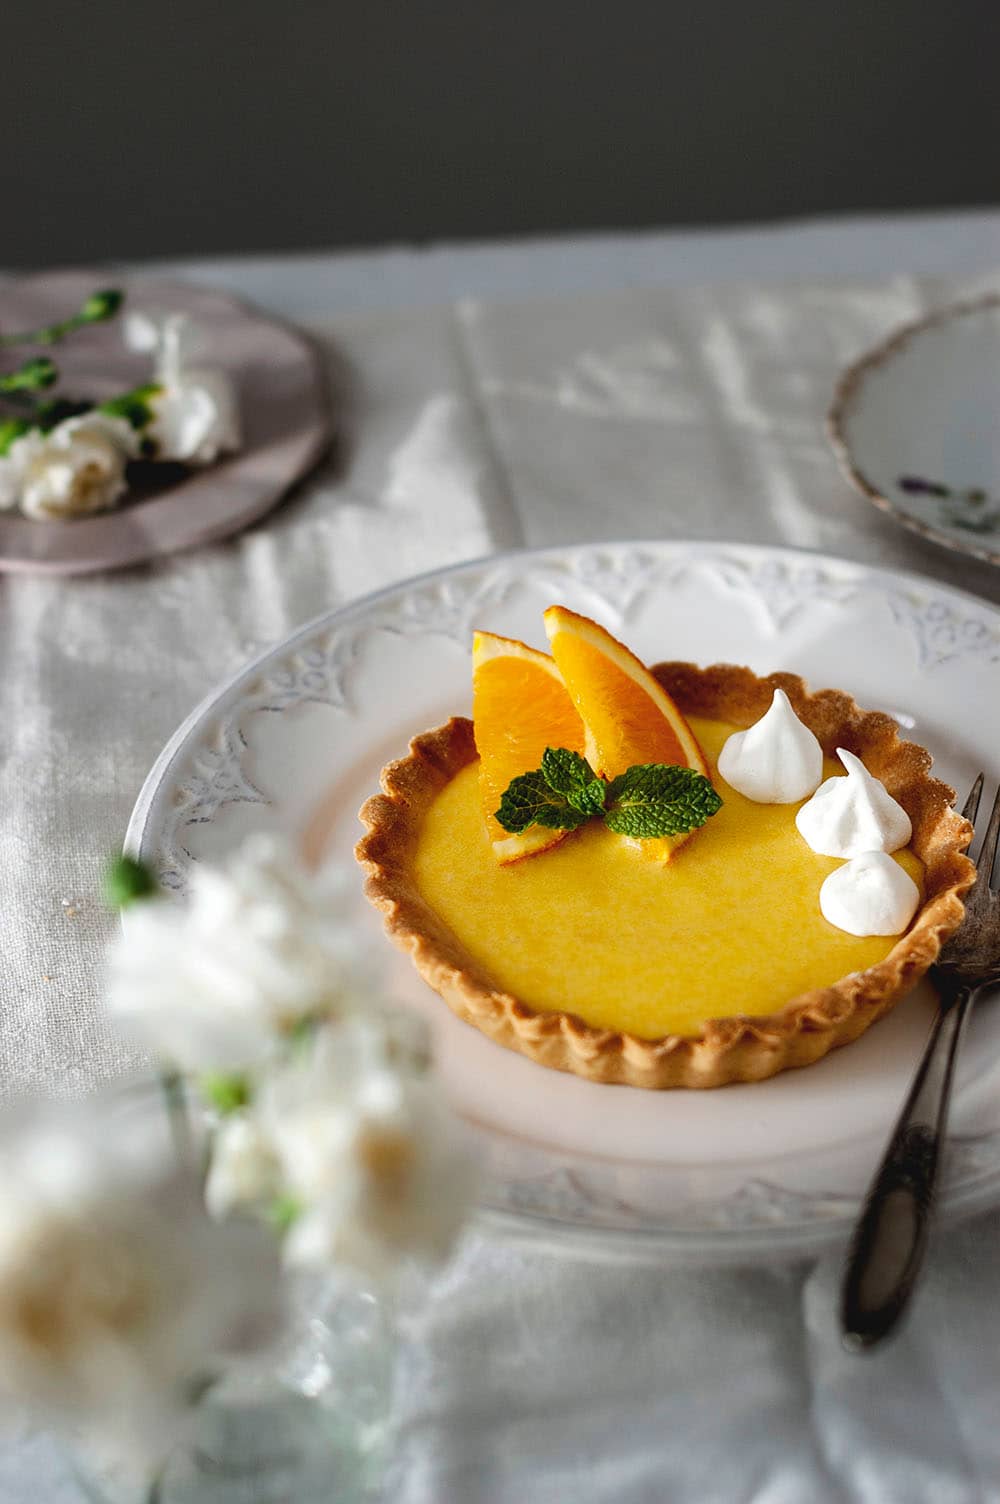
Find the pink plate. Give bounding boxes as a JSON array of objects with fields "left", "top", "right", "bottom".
[{"left": 0, "top": 269, "right": 330, "bottom": 574}]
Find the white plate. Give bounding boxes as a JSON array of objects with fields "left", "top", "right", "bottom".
[
  {"left": 127, "top": 540, "right": 1000, "bottom": 1265},
  {"left": 829, "top": 294, "right": 1000, "bottom": 567},
  {"left": 0, "top": 270, "right": 330, "bottom": 574}
]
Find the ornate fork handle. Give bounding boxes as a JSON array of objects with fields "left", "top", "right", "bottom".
[{"left": 841, "top": 981, "right": 975, "bottom": 1350}]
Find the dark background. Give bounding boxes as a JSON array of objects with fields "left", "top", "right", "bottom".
[{"left": 5, "top": 0, "right": 997, "bottom": 268}]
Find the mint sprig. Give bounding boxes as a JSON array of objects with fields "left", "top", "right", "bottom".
[
  {"left": 604, "top": 763, "right": 723, "bottom": 837},
  {"left": 495, "top": 747, "right": 722, "bottom": 840}
]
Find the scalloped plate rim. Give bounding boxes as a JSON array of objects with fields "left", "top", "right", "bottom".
[{"left": 125, "top": 538, "right": 1000, "bottom": 1265}]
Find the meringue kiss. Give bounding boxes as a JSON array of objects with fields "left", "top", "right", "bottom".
[
  {"left": 819, "top": 850, "right": 920, "bottom": 937},
  {"left": 717, "top": 688, "right": 823, "bottom": 804},
  {"left": 795, "top": 748, "right": 912, "bottom": 859}
]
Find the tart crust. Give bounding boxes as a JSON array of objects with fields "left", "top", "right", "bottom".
[{"left": 355, "top": 664, "right": 975, "bottom": 1089}]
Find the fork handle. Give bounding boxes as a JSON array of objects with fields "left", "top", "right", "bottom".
[{"left": 841, "top": 983, "right": 974, "bottom": 1350}]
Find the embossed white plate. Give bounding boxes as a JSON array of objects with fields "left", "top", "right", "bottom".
[
  {"left": 127, "top": 541, "right": 1000, "bottom": 1264},
  {"left": 829, "top": 294, "right": 1000, "bottom": 567}
]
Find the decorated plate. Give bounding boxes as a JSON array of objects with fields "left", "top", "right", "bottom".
[
  {"left": 829, "top": 293, "right": 1000, "bottom": 567},
  {"left": 126, "top": 541, "right": 1000, "bottom": 1264},
  {"left": 0, "top": 269, "right": 330, "bottom": 574}
]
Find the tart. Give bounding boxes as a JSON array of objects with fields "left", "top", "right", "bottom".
[{"left": 356, "top": 628, "right": 974, "bottom": 1089}]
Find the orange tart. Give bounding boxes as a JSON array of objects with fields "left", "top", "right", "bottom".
[{"left": 356, "top": 612, "right": 974, "bottom": 1089}]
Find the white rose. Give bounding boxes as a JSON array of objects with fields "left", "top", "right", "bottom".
[
  {"left": 10, "top": 413, "right": 137, "bottom": 521},
  {"left": 125, "top": 310, "right": 240, "bottom": 465},
  {"left": 107, "top": 836, "right": 377, "bottom": 1074},
  {"left": 258, "top": 1019, "right": 476, "bottom": 1281},
  {"left": 0, "top": 1103, "right": 281, "bottom": 1458}
]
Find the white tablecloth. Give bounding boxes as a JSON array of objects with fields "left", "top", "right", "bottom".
[{"left": 3, "top": 211, "right": 1000, "bottom": 1502}]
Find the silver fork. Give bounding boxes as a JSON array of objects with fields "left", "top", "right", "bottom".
[{"left": 841, "top": 773, "right": 996, "bottom": 1351}]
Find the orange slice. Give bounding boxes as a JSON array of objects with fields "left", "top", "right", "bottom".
[
  {"left": 472, "top": 630, "right": 587, "bottom": 864},
  {"left": 543, "top": 604, "right": 710, "bottom": 860}
]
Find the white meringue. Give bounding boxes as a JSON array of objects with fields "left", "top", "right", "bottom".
[
  {"left": 819, "top": 850, "right": 920, "bottom": 937},
  {"left": 717, "top": 688, "right": 823, "bottom": 804},
  {"left": 796, "top": 748, "right": 912, "bottom": 858}
]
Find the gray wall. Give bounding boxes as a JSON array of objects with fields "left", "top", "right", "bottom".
[{"left": 4, "top": 1, "right": 997, "bottom": 268}]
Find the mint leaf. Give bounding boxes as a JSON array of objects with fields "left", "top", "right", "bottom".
[
  {"left": 540, "top": 747, "right": 606, "bottom": 816},
  {"left": 496, "top": 768, "right": 592, "bottom": 833},
  {"left": 604, "top": 764, "right": 722, "bottom": 838}
]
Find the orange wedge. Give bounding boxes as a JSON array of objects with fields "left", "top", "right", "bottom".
[
  {"left": 472, "top": 630, "right": 587, "bottom": 864},
  {"left": 543, "top": 605, "right": 710, "bottom": 860}
]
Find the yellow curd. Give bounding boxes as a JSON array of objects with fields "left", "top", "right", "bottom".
[{"left": 413, "top": 718, "right": 924, "bottom": 1039}]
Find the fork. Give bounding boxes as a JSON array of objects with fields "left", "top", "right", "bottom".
[{"left": 841, "top": 773, "right": 996, "bottom": 1351}]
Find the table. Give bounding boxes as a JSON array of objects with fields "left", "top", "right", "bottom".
[{"left": 3, "top": 210, "right": 1000, "bottom": 1502}]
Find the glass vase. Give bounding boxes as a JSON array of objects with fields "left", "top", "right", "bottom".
[{"left": 69, "top": 1271, "right": 398, "bottom": 1504}]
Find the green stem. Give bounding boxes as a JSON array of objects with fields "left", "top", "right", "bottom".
[
  {"left": 144, "top": 1463, "right": 166, "bottom": 1504},
  {"left": 0, "top": 288, "right": 123, "bottom": 348},
  {"left": 0, "top": 389, "right": 39, "bottom": 413},
  {"left": 159, "top": 1067, "right": 194, "bottom": 1165}
]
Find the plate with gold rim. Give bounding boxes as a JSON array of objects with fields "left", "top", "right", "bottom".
[
  {"left": 126, "top": 539, "right": 1000, "bottom": 1264},
  {"left": 829, "top": 294, "right": 1000, "bottom": 567}
]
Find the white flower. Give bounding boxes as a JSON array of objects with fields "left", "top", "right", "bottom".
[
  {"left": 107, "top": 836, "right": 376, "bottom": 1074},
  {"left": 257, "top": 1019, "right": 476, "bottom": 1282},
  {"left": 204, "top": 1113, "right": 281, "bottom": 1220},
  {"left": 149, "top": 368, "right": 240, "bottom": 465},
  {"left": 125, "top": 310, "right": 240, "bottom": 465},
  {"left": 0, "top": 1101, "right": 280, "bottom": 1459},
  {"left": 0, "top": 413, "right": 137, "bottom": 520}
]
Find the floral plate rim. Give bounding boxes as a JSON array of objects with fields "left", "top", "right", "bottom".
[{"left": 126, "top": 538, "right": 1000, "bottom": 1265}]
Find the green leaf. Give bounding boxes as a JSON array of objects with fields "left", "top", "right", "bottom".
[
  {"left": 603, "top": 764, "right": 722, "bottom": 839},
  {"left": 200, "top": 1072, "right": 252, "bottom": 1115},
  {"left": 0, "top": 356, "right": 58, "bottom": 394},
  {"left": 539, "top": 747, "right": 606, "bottom": 816},
  {"left": 0, "top": 416, "right": 34, "bottom": 456},
  {"left": 267, "top": 1192, "right": 303, "bottom": 1233},
  {"left": 98, "top": 382, "right": 161, "bottom": 431},
  {"left": 103, "top": 853, "right": 158, "bottom": 909},
  {"left": 495, "top": 768, "right": 593, "bottom": 834},
  {"left": 80, "top": 288, "right": 124, "bottom": 324},
  {"left": 33, "top": 396, "right": 93, "bottom": 432}
]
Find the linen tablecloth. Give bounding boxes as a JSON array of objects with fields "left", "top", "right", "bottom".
[{"left": 4, "top": 211, "right": 1000, "bottom": 1502}]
